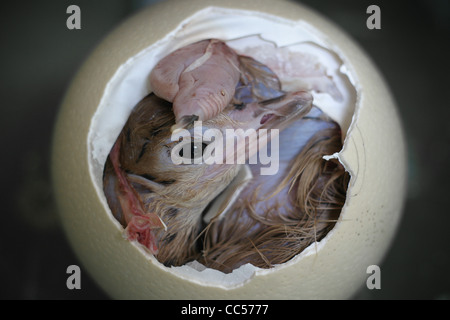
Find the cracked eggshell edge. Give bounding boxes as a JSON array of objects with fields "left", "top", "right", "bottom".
[{"left": 52, "top": 0, "right": 406, "bottom": 299}]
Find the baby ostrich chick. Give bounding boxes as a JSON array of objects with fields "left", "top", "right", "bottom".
[{"left": 103, "top": 39, "right": 349, "bottom": 272}]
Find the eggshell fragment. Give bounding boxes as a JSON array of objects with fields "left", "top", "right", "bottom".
[{"left": 52, "top": 0, "right": 406, "bottom": 299}]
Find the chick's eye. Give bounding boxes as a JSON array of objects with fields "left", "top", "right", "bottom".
[{"left": 178, "top": 142, "right": 208, "bottom": 160}]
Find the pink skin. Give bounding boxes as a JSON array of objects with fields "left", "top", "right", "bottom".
[{"left": 150, "top": 39, "right": 240, "bottom": 126}]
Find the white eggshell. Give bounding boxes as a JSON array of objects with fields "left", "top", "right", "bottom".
[{"left": 52, "top": 0, "right": 406, "bottom": 299}]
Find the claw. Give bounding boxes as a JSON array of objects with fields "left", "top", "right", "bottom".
[{"left": 170, "top": 114, "right": 199, "bottom": 133}]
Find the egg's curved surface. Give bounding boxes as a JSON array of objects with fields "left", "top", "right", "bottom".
[{"left": 52, "top": 0, "right": 406, "bottom": 299}]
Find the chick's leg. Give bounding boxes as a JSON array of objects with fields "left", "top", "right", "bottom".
[{"left": 107, "top": 138, "right": 165, "bottom": 254}]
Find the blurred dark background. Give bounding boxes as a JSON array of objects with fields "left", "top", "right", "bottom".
[{"left": 0, "top": 0, "right": 448, "bottom": 299}]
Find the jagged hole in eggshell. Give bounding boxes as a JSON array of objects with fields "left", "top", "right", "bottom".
[{"left": 88, "top": 7, "right": 357, "bottom": 288}]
